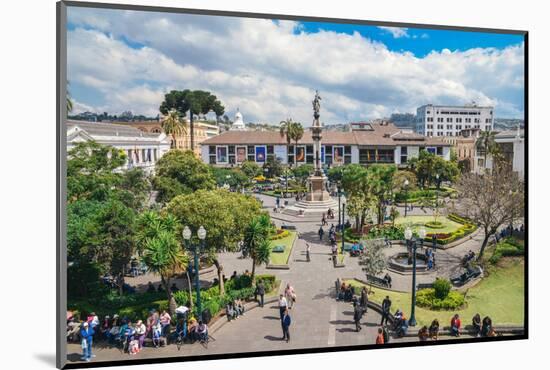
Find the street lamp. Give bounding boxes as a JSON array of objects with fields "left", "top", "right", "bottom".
[
  {"left": 182, "top": 225, "right": 207, "bottom": 319},
  {"left": 404, "top": 179, "right": 410, "bottom": 217},
  {"left": 405, "top": 226, "right": 426, "bottom": 327},
  {"left": 337, "top": 183, "right": 342, "bottom": 226},
  {"left": 341, "top": 202, "right": 346, "bottom": 253}
]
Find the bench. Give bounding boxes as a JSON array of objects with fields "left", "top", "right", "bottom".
[
  {"left": 143, "top": 336, "right": 167, "bottom": 347},
  {"left": 451, "top": 266, "right": 482, "bottom": 287},
  {"left": 281, "top": 225, "right": 297, "bottom": 230},
  {"left": 272, "top": 245, "right": 285, "bottom": 253},
  {"left": 366, "top": 274, "right": 391, "bottom": 288}
]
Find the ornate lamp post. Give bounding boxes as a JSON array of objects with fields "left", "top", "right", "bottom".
[
  {"left": 182, "top": 225, "right": 207, "bottom": 318},
  {"left": 405, "top": 226, "right": 426, "bottom": 327},
  {"left": 341, "top": 202, "right": 346, "bottom": 253},
  {"left": 337, "top": 183, "right": 342, "bottom": 226},
  {"left": 404, "top": 179, "right": 410, "bottom": 217}
]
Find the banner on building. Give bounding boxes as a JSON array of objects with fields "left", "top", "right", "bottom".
[
  {"left": 255, "top": 146, "right": 266, "bottom": 162},
  {"left": 236, "top": 146, "right": 247, "bottom": 163}
]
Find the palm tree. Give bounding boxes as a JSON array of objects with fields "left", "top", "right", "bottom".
[
  {"left": 142, "top": 230, "right": 188, "bottom": 315},
  {"left": 242, "top": 214, "right": 273, "bottom": 282},
  {"left": 137, "top": 211, "right": 189, "bottom": 315},
  {"left": 67, "top": 81, "right": 73, "bottom": 113},
  {"left": 289, "top": 122, "right": 304, "bottom": 167},
  {"left": 162, "top": 109, "right": 187, "bottom": 149},
  {"left": 280, "top": 118, "right": 294, "bottom": 167},
  {"left": 475, "top": 130, "right": 499, "bottom": 172}
]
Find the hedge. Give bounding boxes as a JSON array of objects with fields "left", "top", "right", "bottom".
[
  {"left": 489, "top": 237, "right": 525, "bottom": 264},
  {"left": 425, "top": 214, "right": 477, "bottom": 245},
  {"left": 416, "top": 288, "right": 465, "bottom": 310}
]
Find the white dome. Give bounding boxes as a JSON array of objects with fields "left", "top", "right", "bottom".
[{"left": 231, "top": 109, "right": 246, "bottom": 131}]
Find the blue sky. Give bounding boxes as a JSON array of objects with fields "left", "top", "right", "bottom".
[
  {"left": 298, "top": 21, "right": 524, "bottom": 57},
  {"left": 67, "top": 7, "right": 525, "bottom": 123}
]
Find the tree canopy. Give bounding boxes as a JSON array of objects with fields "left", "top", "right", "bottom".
[
  {"left": 153, "top": 150, "right": 216, "bottom": 203},
  {"left": 166, "top": 189, "right": 264, "bottom": 294}
]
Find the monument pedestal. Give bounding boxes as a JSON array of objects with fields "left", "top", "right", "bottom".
[
  {"left": 305, "top": 176, "right": 332, "bottom": 202},
  {"left": 282, "top": 175, "right": 338, "bottom": 217}
]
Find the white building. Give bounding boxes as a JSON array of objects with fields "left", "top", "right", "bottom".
[
  {"left": 66, "top": 120, "right": 171, "bottom": 174},
  {"left": 474, "top": 127, "right": 524, "bottom": 179},
  {"left": 416, "top": 103, "right": 494, "bottom": 137},
  {"left": 229, "top": 109, "right": 247, "bottom": 131}
]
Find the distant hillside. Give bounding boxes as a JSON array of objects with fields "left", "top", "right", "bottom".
[{"left": 494, "top": 118, "right": 524, "bottom": 131}]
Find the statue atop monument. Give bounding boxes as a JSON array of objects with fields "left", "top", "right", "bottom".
[{"left": 312, "top": 90, "right": 321, "bottom": 120}]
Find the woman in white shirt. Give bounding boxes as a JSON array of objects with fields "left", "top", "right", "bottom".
[{"left": 134, "top": 320, "right": 146, "bottom": 349}]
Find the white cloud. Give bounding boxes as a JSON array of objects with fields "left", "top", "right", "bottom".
[
  {"left": 67, "top": 8, "right": 525, "bottom": 122},
  {"left": 378, "top": 26, "right": 410, "bottom": 38}
]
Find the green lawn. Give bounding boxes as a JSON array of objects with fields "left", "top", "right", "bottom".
[
  {"left": 269, "top": 231, "right": 297, "bottom": 265},
  {"left": 346, "top": 259, "right": 524, "bottom": 327},
  {"left": 395, "top": 215, "right": 463, "bottom": 234}
]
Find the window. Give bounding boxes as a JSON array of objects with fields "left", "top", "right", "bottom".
[
  {"left": 447, "top": 117, "right": 453, "bottom": 123},
  {"left": 216, "top": 146, "right": 228, "bottom": 163},
  {"left": 485, "top": 118, "right": 491, "bottom": 123},
  {"left": 427, "top": 124, "right": 433, "bottom": 130},
  {"left": 447, "top": 124, "right": 453, "bottom": 130},
  {"left": 378, "top": 149, "right": 394, "bottom": 163},
  {"left": 436, "top": 147, "right": 443, "bottom": 155},
  {"left": 400, "top": 146, "right": 408, "bottom": 164}
]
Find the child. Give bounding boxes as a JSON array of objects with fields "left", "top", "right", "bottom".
[{"left": 129, "top": 338, "right": 140, "bottom": 355}]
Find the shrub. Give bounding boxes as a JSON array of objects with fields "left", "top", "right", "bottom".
[
  {"left": 416, "top": 288, "right": 465, "bottom": 310},
  {"left": 489, "top": 237, "right": 525, "bottom": 264},
  {"left": 270, "top": 229, "right": 290, "bottom": 240},
  {"left": 433, "top": 278, "right": 451, "bottom": 299},
  {"left": 425, "top": 221, "right": 444, "bottom": 229}
]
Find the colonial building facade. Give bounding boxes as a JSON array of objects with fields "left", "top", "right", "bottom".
[
  {"left": 66, "top": 120, "right": 171, "bottom": 174},
  {"left": 201, "top": 122, "right": 451, "bottom": 168},
  {"left": 117, "top": 119, "right": 220, "bottom": 157}
]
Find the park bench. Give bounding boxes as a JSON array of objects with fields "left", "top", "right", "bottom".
[
  {"left": 451, "top": 265, "right": 482, "bottom": 287},
  {"left": 272, "top": 245, "right": 285, "bottom": 253},
  {"left": 143, "top": 336, "right": 167, "bottom": 347},
  {"left": 366, "top": 274, "right": 391, "bottom": 289},
  {"left": 281, "top": 225, "right": 297, "bottom": 231}
]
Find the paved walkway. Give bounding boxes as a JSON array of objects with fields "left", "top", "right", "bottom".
[{"left": 67, "top": 193, "right": 487, "bottom": 364}]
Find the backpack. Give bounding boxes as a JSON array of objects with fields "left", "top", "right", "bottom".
[{"left": 383, "top": 327, "right": 390, "bottom": 343}]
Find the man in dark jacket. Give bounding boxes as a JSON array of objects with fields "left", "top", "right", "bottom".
[
  {"left": 318, "top": 226, "right": 324, "bottom": 241},
  {"left": 380, "top": 296, "right": 392, "bottom": 326},
  {"left": 282, "top": 309, "right": 291, "bottom": 342},
  {"left": 353, "top": 302, "right": 364, "bottom": 332},
  {"left": 256, "top": 281, "right": 265, "bottom": 307}
]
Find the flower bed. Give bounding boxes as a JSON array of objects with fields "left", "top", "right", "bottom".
[
  {"left": 270, "top": 229, "right": 290, "bottom": 240},
  {"left": 424, "top": 213, "right": 477, "bottom": 245},
  {"left": 425, "top": 221, "right": 445, "bottom": 229}
]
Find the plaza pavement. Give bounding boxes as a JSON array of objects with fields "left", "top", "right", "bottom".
[{"left": 67, "top": 193, "right": 489, "bottom": 364}]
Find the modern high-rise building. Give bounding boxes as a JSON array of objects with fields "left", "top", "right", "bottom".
[{"left": 415, "top": 103, "right": 494, "bottom": 137}]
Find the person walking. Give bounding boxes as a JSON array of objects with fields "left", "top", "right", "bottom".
[
  {"left": 360, "top": 286, "right": 369, "bottom": 310},
  {"left": 80, "top": 322, "right": 95, "bottom": 362},
  {"left": 282, "top": 308, "right": 291, "bottom": 342},
  {"left": 285, "top": 283, "right": 296, "bottom": 309},
  {"left": 318, "top": 226, "right": 324, "bottom": 241},
  {"left": 278, "top": 294, "right": 288, "bottom": 320},
  {"left": 256, "top": 281, "right": 265, "bottom": 308},
  {"left": 353, "top": 302, "right": 363, "bottom": 332},
  {"left": 380, "top": 296, "right": 392, "bottom": 326},
  {"left": 376, "top": 327, "right": 385, "bottom": 344}
]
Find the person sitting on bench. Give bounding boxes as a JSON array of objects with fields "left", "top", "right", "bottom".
[
  {"left": 383, "top": 273, "right": 392, "bottom": 288},
  {"left": 196, "top": 321, "right": 208, "bottom": 342}
]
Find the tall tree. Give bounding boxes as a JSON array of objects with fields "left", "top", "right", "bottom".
[
  {"left": 153, "top": 150, "right": 216, "bottom": 203},
  {"left": 242, "top": 214, "right": 273, "bottom": 282},
  {"left": 289, "top": 122, "right": 305, "bottom": 167},
  {"left": 367, "top": 165, "right": 397, "bottom": 225},
  {"left": 359, "top": 241, "right": 387, "bottom": 293},
  {"left": 167, "top": 189, "right": 263, "bottom": 295},
  {"left": 139, "top": 212, "right": 188, "bottom": 315},
  {"left": 279, "top": 118, "right": 294, "bottom": 166},
  {"left": 159, "top": 90, "right": 225, "bottom": 151},
  {"left": 241, "top": 161, "right": 262, "bottom": 179},
  {"left": 455, "top": 165, "right": 524, "bottom": 261},
  {"left": 161, "top": 109, "right": 187, "bottom": 149}
]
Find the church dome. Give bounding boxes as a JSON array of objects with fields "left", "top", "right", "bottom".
[{"left": 231, "top": 109, "right": 246, "bottom": 131}]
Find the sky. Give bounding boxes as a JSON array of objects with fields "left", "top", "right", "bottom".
[{"left": 66, "top": 7, "right": 525, "bottom": 125}]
